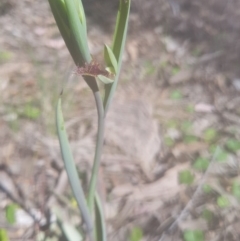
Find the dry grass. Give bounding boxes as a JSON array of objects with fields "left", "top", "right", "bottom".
[{"left": 1, "top": 0, "right": 240, "bottom": 240}]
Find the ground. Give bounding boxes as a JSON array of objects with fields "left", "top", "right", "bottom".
[{"left": 1, "top": 0, "right": 240, "bottom": 241}]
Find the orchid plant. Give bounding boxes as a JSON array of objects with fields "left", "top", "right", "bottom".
[{"left": 48, "top": 0, "right": 131, "bottom": 240}]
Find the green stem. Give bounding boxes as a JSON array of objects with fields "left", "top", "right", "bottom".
[{"left": 87, "top": 90, "right": 105, "bottom": 213}]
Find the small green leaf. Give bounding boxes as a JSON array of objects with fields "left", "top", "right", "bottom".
[
  {"left": 193, "top": 157, "right": 209, "bottom": 171},
  {"left": 170, "top": 90, "right": 183, "bottom": 100},
  {"left": 232, "top": 181, "right": 240, "bottom": 201},
  {"left": 167, "top": 120, "right": 178, "bottom": 128},
  {"left": 129, "top": 227, "right": 143, "bottom": 241},
  {"left": 144, "top": 61, "right": 155, "bottom": 76},
  {"left": 22, "top": 105, "right": 41, "bottom": 119},
  {"left": 160, "top": 61, "right": 168, "bottom": 68},
  {"left": 216, "top": 151, "right": 228, "bottom": 162},
  {"left": 9, "top": 120, "right": 20, "bottom": 132},
  {"left": 217, "top": 196, "right": 230, "bottom": 208},
  {"left": 183, "top": 135, "right": 198, "bottom": 144},
  {"left": 183, "top": 230, "right": 204, "bottom": 241},
  {"left": 192, "top": 48, "right": 201, "bottom": 57},
  {"left": 181, "top": 121, "right": 192, "bottom": 133},
  {"left": 0, "top": 51, "right": 12, "bottom": 63},
  {"left": 104, "top": 45, "right": 118, "bottom": 74},
  {"left": 202, "top": 184, "right": 212, "bottom": 194},
  {"left": 203, "top": 128, "right": 217, "bottom": 142},
  {"left": 105, "top": 67, "right": 115, "bottom": 74},
  {"left": 209, "top": 146, "right": 228, "bottom": 162},
  {"left": 164, "top": 136, "right": 174, "bottom": 147},
  {"left": 209, "top": 145, "right": 217, "bottom": 153},
  {"left": 97, "top": 75, "right": 114, "bottom": 84},
  {"left": 5, "top": 203, "right": 17, "bottom": 225},
  {"left": 179, "top": 170, "right": 195, "bottom": 185},
  {"left": 226, "top": 139, "right": 240, "bottom": 152},
  {"left": 171, "top": 66, "right": 180, "bottom": 75},
  {"left": 201, "top": 209, "right": 213, "bottom": 222},
  {"left": 186, "top": 104, "right": 195, "bottom": 113},
  {"left": 0, "top": 229, "right": 8, "bottom": 241}
]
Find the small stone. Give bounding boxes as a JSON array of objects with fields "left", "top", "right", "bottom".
[{"left": 232, "top": 78, "right": 240, "bottom": 91}]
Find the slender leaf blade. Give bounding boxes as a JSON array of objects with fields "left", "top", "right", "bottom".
[
  {"left": 48, "top": 0, "right": 85, "bottom": 66},
  {"left": 53, "top": 207, "right": 84, "bottom": 241},
  {"left": 103, "top": 0, "right": 131, "bottom": 113},
  {"left": 97, "top": 75, "right": 114, "bottom": 84},
  {"left": 95, "top": 193, "right": 107, "bottom": 241},
  {"left": 112, "top": 0, "right": 131, "bottom": 62},
  {"left": 104, "top": 44, "right": 118, "bottom": 74},
  {"left": 64, "top": 0, "right": 91, "bottom": 63},
  {"left": 56, "top": 97, "right": 93, "bottom": 234},
  {"left": 61, "top": 222, "right": 83, "bottom": 241}
]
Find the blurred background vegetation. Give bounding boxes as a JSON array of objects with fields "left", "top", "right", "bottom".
[{"left": 1, "top": 0, "right": 240, "bottom": 240}]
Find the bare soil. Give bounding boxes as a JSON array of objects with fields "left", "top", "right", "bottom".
[{"left": 1, "top": 0, "right": 240, "bottom": 240}]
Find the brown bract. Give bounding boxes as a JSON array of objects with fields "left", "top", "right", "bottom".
[{"left": 75, "top": 61, "right": 112, "bottom": 78}]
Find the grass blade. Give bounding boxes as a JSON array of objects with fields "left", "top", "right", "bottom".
[{"left": 56, "top": 96, "right": 93, "bottom": 235}]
